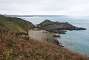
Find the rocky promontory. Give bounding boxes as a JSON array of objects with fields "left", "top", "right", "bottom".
[{"left": 37, "top": 20, "right": 86, "bottom": 33}]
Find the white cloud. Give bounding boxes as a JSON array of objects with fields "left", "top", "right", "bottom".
[{"left": 0, "top": 0, "right": 89, "bottom": 16}]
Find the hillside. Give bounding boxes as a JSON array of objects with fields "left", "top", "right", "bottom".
[
  {"left": 0, "top": 15, "right": 89, "bottom": 60},
  {"left": 0, "top": 28, "right": 89, "bottom": 60},
  {"left": 37, "top": 20, "right": 86, "bottom": 33},
  {"left": 0, "top": 15, "right": 34, "bottom": 32}
]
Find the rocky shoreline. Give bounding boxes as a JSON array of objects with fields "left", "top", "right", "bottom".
[{"left": 35, "top": 20, "right": 87, "bottom": 47}]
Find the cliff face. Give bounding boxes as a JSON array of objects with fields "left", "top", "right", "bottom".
[
  {"left": 0, "top": 15, "right": 34, "bottom": 32},
  {"left": 37, "top": 20, "right": 86, "bottom": 33},
  {"left": 28, "top": 29, "right": 48, "bottom": 42}
]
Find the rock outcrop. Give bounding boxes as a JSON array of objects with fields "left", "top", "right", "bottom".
[{"left": 37, "top": 20, "right": 86, "bottom": 33}]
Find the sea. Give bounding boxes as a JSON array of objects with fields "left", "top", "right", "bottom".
[{"left": 19, "top": 15, "right": 89, "bottom": 56}]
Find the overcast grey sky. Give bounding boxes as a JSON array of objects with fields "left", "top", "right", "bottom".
[{"left": 0, "top": 0, "right": 89, "bottom": 16}]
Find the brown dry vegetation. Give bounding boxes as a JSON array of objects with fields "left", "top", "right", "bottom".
[{"left": 0, "top": 28, "right": 89, "bottom": 60}]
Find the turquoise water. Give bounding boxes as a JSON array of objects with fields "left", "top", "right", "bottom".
[
  {"left": 58, "top": 20, "right": 89, "bottom": 56},
  {"left": 20, "top": 16, "right": 89, "bottom": 56}
]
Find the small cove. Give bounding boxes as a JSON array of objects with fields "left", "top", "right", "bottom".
[
  {"left": 58, "top": 22, "right": 89, "bottom": 56},
  {"left": 20, "top": 16, "right": 89, "bottom": 56}
]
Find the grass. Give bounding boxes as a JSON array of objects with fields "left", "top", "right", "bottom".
[
  {"left": 0, "top": 15, "right": 34, "bottom": 32},
  {"left": 0, "top": 28, "right": 89, "bottom": 60}
]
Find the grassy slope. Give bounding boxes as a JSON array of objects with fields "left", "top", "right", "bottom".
[
  {"left": 0, "top": 15, "right": 89, "bottom": 60},
  {"left": 0, "top": 29, "right": 89, "bottom": 60},
  {"left": 0, "top": 15, "right": 34, "bottom": 32}
]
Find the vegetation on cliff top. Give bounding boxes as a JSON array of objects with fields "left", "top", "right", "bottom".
[
  {"left": 0, "top": 15, "right": 34, "bottom": 32},
  {"left": 0, "top": 28, "right": 89, "bottom": 60}
]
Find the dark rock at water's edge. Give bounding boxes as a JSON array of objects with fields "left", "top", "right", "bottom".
[
  {"left": 53, "top": 34, "right": 60, "bottom": 37},
  {"left": 37, "top": 20, "right": 86, "bottom": 33},
  {"left": 74, "top": 27, "right": 86, "bottom": 30},
  {"left": 53, "top": 39, "right": 64, "bottom": 47},
  {"left": 46, "top": 29, "right": 67, "bottom": 34}
]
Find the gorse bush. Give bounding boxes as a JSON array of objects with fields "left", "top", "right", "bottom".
[{"left": 0, "top": 28, "right": 89, "bottom": 60}]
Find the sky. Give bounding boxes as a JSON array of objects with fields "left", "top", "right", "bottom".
[{"left": 0, "top": 0, "right": 89, "bottom": 16}]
